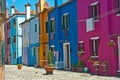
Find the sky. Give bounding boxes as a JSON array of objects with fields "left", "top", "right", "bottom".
[{"left": 6, "top": 0, "right": 54, "bottom": 12}]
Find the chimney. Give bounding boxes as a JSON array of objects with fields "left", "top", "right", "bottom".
[
  {"left": 25, "top": 3, "right": 31, "bottom": 20},
  {"left": 10, "top": 5, "right": 15, "bottom": 16},
  {"left": 35, "top": 2, "right": 40, "bottom": 14},
  {"left": 6, "top": 8, "right": 9, "bottom": 19},
  {"left": 39, "top": 0, "right": 45, "bottom": 12}
]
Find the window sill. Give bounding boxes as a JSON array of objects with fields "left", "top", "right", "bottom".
[
  {"left": 94, "top": 19, "right": 99, "bottom": 22},
  {"left": 116, "top": 14, "right": 120, "bottom": 16},
  {"left": 90, "top": 56, "right": 98, "bottom": 58}
]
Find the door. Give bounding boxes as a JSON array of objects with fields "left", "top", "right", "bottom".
[
  {"left": 63, "top": 43, "right": 71, "bottom": 70},
  {"left": 36, "top": 47, "right": 39, "bottom": 66},
  {"left": 118, "top": 36, "right": 120, "bottom": 72}
]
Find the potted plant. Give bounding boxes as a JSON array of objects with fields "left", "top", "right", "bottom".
[
  {"left": 101, "top": 61, "right": 108, "bottom": 75},
  {"left": 44, "top": 50, "right": 55, "bottom": 74},
  {"left": 108, "top": 40, "right": 116, "bottom": 47},
  {"left": 17, "top": 64, "right": 22, "bottom": 69},
  {"left": 74, "top": 60, "right": 84, "bottom": 72}
]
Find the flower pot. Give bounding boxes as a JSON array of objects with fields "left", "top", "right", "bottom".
[
  {"left": 44, "top": 67, "right": 54, "bottom": 74},
  {"left": 17, "top": 64, "right": 22, "bottom": 69}
]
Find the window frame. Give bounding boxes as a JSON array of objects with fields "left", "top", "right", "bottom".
[
  {"left": 50, "top": 18, "right": 55, "bottom": 33},
  {"left": 62, "top": 13, "right": 69, "bottom": 30},
  {"left": 35, "top": 24, "right": 37, "bottom": 32},
  {"left": 89, "top": 1, "right": 100, "bottom": 21},
  {"left": 90, "top": 37, "right": 100, "bottom": 56},
  {"left": 45, "top": 21, "right": 48, "bottom": 33},
  {"left": 78, "top": 41, "right": 84, "bottom": 54}
]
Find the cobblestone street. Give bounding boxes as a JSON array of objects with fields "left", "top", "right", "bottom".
[{"left": 4, "top": 65, "right": 120, "bottom": 80}]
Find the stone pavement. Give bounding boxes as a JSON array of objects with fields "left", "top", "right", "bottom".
[{"left": 5, "top": 65, "right": 120, "bottom": 80}]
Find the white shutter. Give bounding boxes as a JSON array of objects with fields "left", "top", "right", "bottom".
[{"left": 86, "top": 18, "right": 94, "bottom": 32}]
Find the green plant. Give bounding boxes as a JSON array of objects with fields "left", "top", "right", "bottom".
[
  {"left": 17, "top": 64, "right": 22, "bottom": 66},
  {"left": 47, "top": 50, "right": 54, "bottom": 66},
  {"left": 78, "top": 60, "right": 84, "bottom": 67}
]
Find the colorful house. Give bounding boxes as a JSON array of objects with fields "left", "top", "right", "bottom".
[
  {"left": 48, "top": 0, "right": 78, "bottom": 70},
  {"left": 39, "top": 1, "right": 50, "bottom": 67},
  {"left": 9, "top": 6, "right": 25, "bottom": 64},
  {"left": 77, "top": 0, "right": 120, "bottom": 76},
  {"left": 4, "top": 20, "right": 10, "bottom": 64},
  {"left": 21, "top": 3, "right": 33, "bottom": 66},
  {"left": 29, "top": 16, "right": 39, "bottom": 66}
]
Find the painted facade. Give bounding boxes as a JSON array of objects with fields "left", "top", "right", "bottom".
[
  {"left": 39, "top": 8, "right": 49, "bottom": 67},
  {"left": 77, "top": 0, "right": 120, "bottom": 76},
  {"left": 48, "top": 0, "right": 78, "bottom": 70},
  {"left": 10, "top": 14, "right": 25, "bottom": 64},
  {"left": 21, "top": 20, "right": 30, "bottom": 65},
  {"left": 29, "top": 16, "right": 39, "bottom": 66},
  {"left": 4, "top": 21, "right": 10, "bottom": 64},
  {"left": 21, "top": 3, "right": 36, "bottom": 66}
]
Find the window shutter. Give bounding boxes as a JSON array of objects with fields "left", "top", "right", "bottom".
[
  {"left": 53, "top": 20, "right": 55, "bottom": 32},
  {"left": 89, "top": 39, "right": 93, "bottom": 56},
  {"left": 50, "top": 20, "right": 52, "bottom": 32},
  {"left": 88, "top": 5, "right": 93, "bottom": 18},
  {"left": 114, "top": 0, "right": 120, "bottom": 14},
  {"left": 46, "top": 21, "right": 48, "bottom": 33},
  {"left": 62, "top": 16, "right": 65, "bottom": 30},
  {"left": 66, "top": 15, "right": 69, "bottom": 30},
  {"left": 97, "top": 2, "right": 100, "bottom": 19}
]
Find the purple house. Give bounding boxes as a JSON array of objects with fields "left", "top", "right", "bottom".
[
  {"left": 77, "top": 0, "right": 120, "bottom": 76},
  {"left": 4, "top": 21, "right": 10, "bottom": 64}
]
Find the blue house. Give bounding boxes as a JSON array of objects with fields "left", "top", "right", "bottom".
[
  {"left": 21, "top": 3, "right": 38, "bottom": 66},
  {"left": 48, "top": 0, "right": 78, "bottom": 70},
  {"left": 29, "top": 16, "right": 39, "bottom": 66},
  {"left": 9, "top": 6, "right": 25, "bottom": 64}
]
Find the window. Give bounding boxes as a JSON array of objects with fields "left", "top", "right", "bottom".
[
  {"left": 90, "top": 37, "right": 100, "bottom": 56},
  {"left": 78, "top": 41, "right": 84, "bottom": 54},
  {"left": 32, "top": 47, "right": 36, "bottom": 56},
  {"left": 50, "top": 19, "right": 55, "bottom": 33},
  {"left": 89, "top": 2, "right": 100, "bottom": 20},
  {"left": 51, "top": 46, "right": 54, "bottom": 52},
  {"left": 35, "top": 24, "right": 37, "bottom": 32},
  {"left": 7, "top": 22, "right": 10, "bottom": 30},
  {"left": 7, "top": 37, "right": 10, "bottom": 44},
  {"left": 0, "top": 2, "right": 2, "bottom": 12},
  {"left": 46, "top": 21, "right": 48, "bottom": 33},
  {"left": 14, "top": 19, "right": 16, "bottom": 27},
  {"left": 14, "top": 52, "right": 16, "bottom": 59},
  {"left": 62, "top": 14, "right": 69, "bottom": 30},
  {"left": 114, "top": 0, "right": 120, "bottom": 15},
  {"left": 13, "top": 36, "right": 16, "bottom": 43}
]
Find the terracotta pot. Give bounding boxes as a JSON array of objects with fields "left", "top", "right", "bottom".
[
  {"left": 44, "top": 67, "right": 54, "bottom": 74},
  {"left": 17, "top": 65, "right": 22, "bottom": 69}
]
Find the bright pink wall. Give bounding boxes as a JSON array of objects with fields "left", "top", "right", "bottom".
[{"left": 77, "top": 0, "right": 118, "bottom": 76}]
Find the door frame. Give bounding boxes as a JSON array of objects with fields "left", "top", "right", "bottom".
[
  {"left": 63, "top": 42, "right": 71, "bottom": 70},
  {"left": 117, "top": 36, "right": 120, "bottom": 72}
]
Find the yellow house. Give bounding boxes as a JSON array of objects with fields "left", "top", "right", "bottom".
[{"left": 39, "top": 1, "right": 50, "bottom": 67}]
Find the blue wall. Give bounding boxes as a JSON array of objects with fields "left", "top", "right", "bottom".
[
  {"left": 10, "top": 15, "right": 25, "bottom": 64},
  {"left": 48, "top": 0, "right": 78, "bottom": 69}
]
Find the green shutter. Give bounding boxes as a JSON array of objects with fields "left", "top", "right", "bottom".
[
  {"left": 50, "top": 20, "right": 52, "bottom": 32},
  {"left": 66, "top": 15, "right": 69, "bottom": 29},
  {"left": 62, "top": 16, "right": 65, "bottom": 30}
]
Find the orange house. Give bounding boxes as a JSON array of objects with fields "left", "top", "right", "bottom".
[{"left": 39, "top": 2, "right": 50, "bottom": 67}]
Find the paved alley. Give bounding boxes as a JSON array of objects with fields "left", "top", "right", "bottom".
[{"left": 5, "top": 65, "right": 120, "bottom": 80}]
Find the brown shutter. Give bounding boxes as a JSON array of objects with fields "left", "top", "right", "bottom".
[
  {"left": 88, "top": 5, "right": 93, "bottom": 18},
  {"left": 89, "top": 39, "right": 93, "bottom": 56},
  {"left": 114, "top": 0, "right": 119, "bottom": 14}
]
